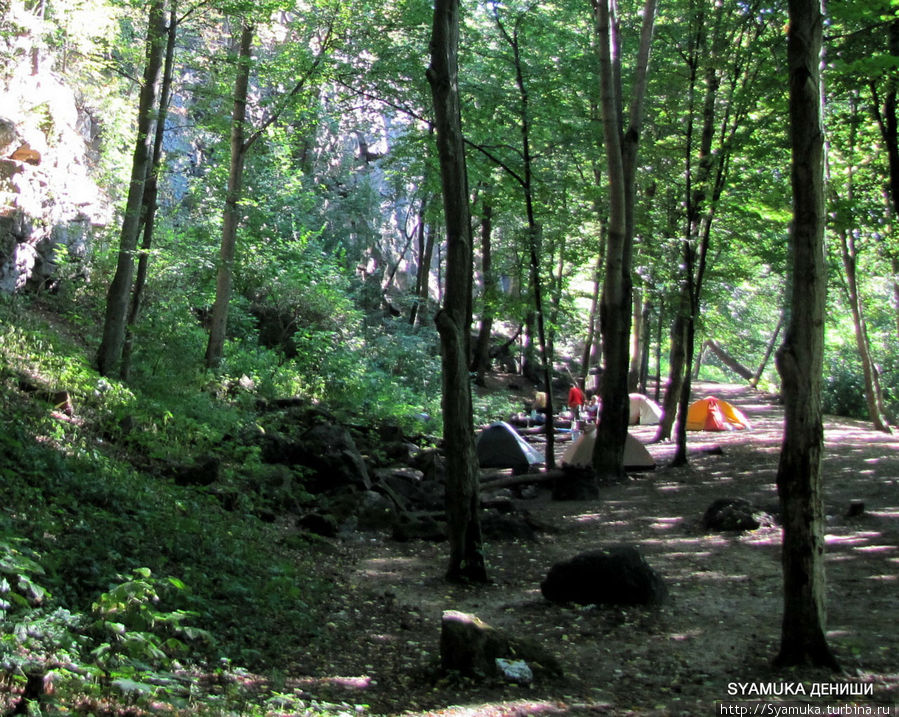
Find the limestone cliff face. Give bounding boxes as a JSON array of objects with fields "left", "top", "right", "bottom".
[{"left": 0, "top": 3, "right": 113, "bottom": 293}]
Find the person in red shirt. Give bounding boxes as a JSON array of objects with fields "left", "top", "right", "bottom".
[{"left": 567, "top": 383, "right": 586, "bottom": 419}]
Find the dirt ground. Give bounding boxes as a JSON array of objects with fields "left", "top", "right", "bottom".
[{"left": 292, "top": 382, "right": 899, "bottom": 716}]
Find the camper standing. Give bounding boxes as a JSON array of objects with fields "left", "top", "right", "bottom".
[{"left": 568, "top": 383, "right": 586, "bottom": 420}]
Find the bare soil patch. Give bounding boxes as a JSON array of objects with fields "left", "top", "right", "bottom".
[{"left": 294, "top": 382, "right": 899, "bottom": 716}]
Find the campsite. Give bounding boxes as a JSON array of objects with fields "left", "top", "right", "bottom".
[
  {"left": 288, "top": 380, "right": 899, "bottom": 715},
  {"left": 2, "top": 0, "right": 899, "bottom": 713}
]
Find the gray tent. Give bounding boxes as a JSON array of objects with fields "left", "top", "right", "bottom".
[{"left": 477, "top": 421, "right": 544, "bottom": 472}]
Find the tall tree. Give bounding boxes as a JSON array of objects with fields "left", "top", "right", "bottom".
[
  {"left": 591, "top": 0, "right": 657, "bottom": 481},
  {"left": 96, "top": 0, "right": 167, "bottom": 377},
  {"left": 121, "top": 3, "right": 180, "bottom": 380},
  {"left": 471, "top": 190, "right": 495, "bottom": 386},
  {"left": 205, "top": 9, "right": 337, "bottom": 369},
  {"left": 774, "top": 0, "right": 838, "bottom": 669},
  {"left": 427, "top": 0, "right": 487, "bottom": 582},
  {"left": 490, "top": 6, "right": 556, "bottom": 467},
  {"left": 829, "top": 94, "right": 892, "bottom": 433}
]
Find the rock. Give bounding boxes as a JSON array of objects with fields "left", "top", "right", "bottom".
[
  {"left": 495, "top": 658, "right": 533, "bottom": 685},
  {"left": 297, "top": 512, "right": 338, "bottom": 538},
  {"left": 0, "top": 117, "right": 16, "bottom": 153},
  {"left": 10, "top": 142, "right": 41, "bottom": 165},
  {"left": 261, "top": 422, "right": 371, "bottom": 494},
  {"left": 355, "top": 490, "right": 396, "bottom": 531},
  {"left": 702, "top": 497, "right": 769, "bottom": 532},
  {"left": 374, "top": 467, "right": 440, "bottom": 512},
  {"left": 480, "top": 509, "right": 541, "bottom": 541},
  {"left": 392, "top": 513, "right": 445, "bottom": 542},
  {"left": 411, "top": 448, "right": 446, "bottom": 484},
  {"left": 440, "top": 610, "right": 561, "bottom": 680},
  {"left": 541, "top": 545, "right": 667, "bottom": 606}
]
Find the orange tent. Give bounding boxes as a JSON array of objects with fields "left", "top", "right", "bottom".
[{"left": 685, "top": 396, "right": 750, "bottom": 431}]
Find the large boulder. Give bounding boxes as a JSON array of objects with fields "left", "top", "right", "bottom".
[
  {"left": 541, "top": 545, "right": 667, "bottom": 606},
  {"left": 261, "top": 422, "right": 371, "bottom": 494}
]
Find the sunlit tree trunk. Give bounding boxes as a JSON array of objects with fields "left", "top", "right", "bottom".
[
  {"left": 427, "top": 0, "right": 487, "bottom": 583},
  {"left": 871, "top": 16, "right": 899, "bottom": 342},
  {"left": 96, "top": 0, "right": 166, "bottom": 377},
  {"left": 774, "top": 0, "right": 838, "bottom": 670},
  {"left": 581, "top": 241, "right": 604, "bottom": 387},
  {"left": 591, "top": 0, "right": 657, "bottom": 481},
  {"left": 838, "top": 228, "right": 892, "bottom": 433},
  {"left": 205, "top": 21, "right": 253, "bottom": 370},
  {"left": 654, "top": 294, "right": 687, "bottom": 442},
  {"left": 490, "top": 8, "right": 556, "bottom": 465},
  {"left": 121, "top": 6, "right": 178, "bottom": 380},
  {"left": 471, "top": 194, "right": 494, "bottom": 386}
]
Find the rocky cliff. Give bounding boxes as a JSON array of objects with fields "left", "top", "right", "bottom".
[{"left": 0, "top": 3, "right": 113, "bottom": 293}]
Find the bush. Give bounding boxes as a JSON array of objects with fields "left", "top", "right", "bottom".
[{"left": 822, "top": 349, "right": 868, "bottom": 420}]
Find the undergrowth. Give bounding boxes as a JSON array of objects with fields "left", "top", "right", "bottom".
[{"left": 0, "top": 295, "right": 362, "bottom": 715}]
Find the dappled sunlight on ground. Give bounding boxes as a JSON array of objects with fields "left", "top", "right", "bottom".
[{"left": 295, "top": 381, "right": 899, "bottom": 715}]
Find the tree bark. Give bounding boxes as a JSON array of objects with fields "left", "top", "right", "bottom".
[
  {"left": 96, "top": 0, "right": 166, "bottom": 377},
  {"left": 121, "top": 6, "right": 178, "bottom": 380},
  {"left": 653, "top": 296, "right": 687, "bottom": 442},
  {"left": 774, "top": 0, "right": 838, "bottom": 670},
  {"left": 427, "top": 0, "right": 487, "bottom": 583},
  {"left": 205, "top": 21, "right": 253, "bottom": 370},
  {"left": 591, "top": 0, "right": 657, "bottom": 480},
  {"left": 838, "top": 227, "right": 892, "bottom": 432},
  {"left": 411, "top": 196, "right": 436, "bottom": 329},
  {"left": 628, "top": 285, "right": 643, "bottom": 391},
  {"left": 870, "top": 17, "right": 899, "bottom": 342},
  {"left": 580, "top": 247, "right": 604, "bottom": 389},
  {"left": 835, "top": 98, "right": 891, "bottom": 434},
  {"left": 703, "top": 339, "right": 754, "bottom": 382},
  {"left": 493, "top": 9, "right": 556, "bottom": 467},
  {"left": 750, "top": 313, "right": 783, "bottom": 388},
  {"left": 471, "top": 195, "right": 495, "bottom": 386}
]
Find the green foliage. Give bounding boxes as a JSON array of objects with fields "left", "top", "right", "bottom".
[
  {"left": 822, "top": 345, "right": 869, "bottom": 421},
  {"left": 0, "top": 298, "right": 344, "bottom": 712}
]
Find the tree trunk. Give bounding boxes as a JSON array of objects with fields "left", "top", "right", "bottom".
[
  {"left": 591, "top": 0, "right": 657, "bottom": 481},
  {"left": 627, "top": 285, "right": 643, "bottom": 391},
  {"left": 121, "top": 6, "right": 178, "bottom": 380},
  {"left": 492, "top": 9, "right": 556, "bottom": 466},
  {"left": 750, "top": 313, "right": 783, "bottom": 388},
  {"left": 581, "top": 248, "right": 604, "bottom": 390},
  {"left": 774, "top": 0, "right": 838, "bottom": 670},
  {"left": 96, "top": 0, "right": 166, "bottom": 377},
  {"left": 411, "top": 198, "right": 436, "bottom": 329},
  {"left": 871, "top": 17, "right": 899, "bottom": 342},
  {"left": 427, "top": 0, "right": 487, "bottom": 583},
  {"left": 653, "top": 296, "right": 687, "bottom": 442},
  {"left": 205, "top": 22, "right": 253, "bottom": 370},
  {"left": 637, "top": 299, "right": 651, "bottom": 393},
  {"left": 704, "top": 339, "right": 754, "bottom": 382},
  {"left": 838, "top": 229, "right": 892, "bottom": 432},
  {"left": 471, "top": 195, "right": 494, "bottom": 386}
]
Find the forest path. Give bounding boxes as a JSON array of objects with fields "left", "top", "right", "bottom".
[{"left": 294, "top": 382, "right": 899, "bottom": 716}]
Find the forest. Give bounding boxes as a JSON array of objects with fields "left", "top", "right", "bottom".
[{"left": 0, "top": 0, "right": 898, "bottom": 713}]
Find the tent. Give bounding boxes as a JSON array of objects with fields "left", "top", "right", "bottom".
[
  {"left": 477, "top": 421, "right": 544, "bottom": 471},
  {"left": 562, "top": 426, "right": 656, "bottom": 471},
  {"left": 628, "top": 393, "right": 663, "bottom": 425},
  {"left": 685, "top": 396, "right": 751, "bottom": 431}
]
